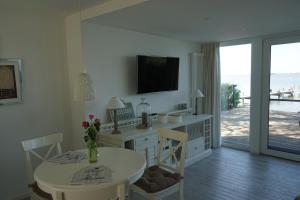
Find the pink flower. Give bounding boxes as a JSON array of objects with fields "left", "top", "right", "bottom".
[{"left": 88, "top": 114, "right": 94, "bottom": 120}]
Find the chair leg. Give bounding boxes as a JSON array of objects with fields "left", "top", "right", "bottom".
[
  {"left": 127, "top": 187, "right": 133, "bottom": 200},
  {"left": 177, "top": 181, "right": 184, "bottom": 200}
]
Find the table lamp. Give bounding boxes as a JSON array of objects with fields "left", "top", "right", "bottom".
[
  {"left": 107, "top": 97, "right": 125, "bottom": 134},
  {"left": 194, "top": 89, "right": 204, "bottom": 115}
]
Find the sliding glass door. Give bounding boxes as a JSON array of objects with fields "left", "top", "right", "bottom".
[
  {"left": 261, "top": 38, "right": 300, "bottom": 161},
  {"left": 220, "top": 44, "right": 252, "bottom": 150}
]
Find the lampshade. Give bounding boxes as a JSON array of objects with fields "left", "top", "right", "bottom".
[
  {"left": 195, "top": 89, "right": 204, "bottom": 98},
  {"left": 107, "top": 97, "right": 125, "bottom": 109}
]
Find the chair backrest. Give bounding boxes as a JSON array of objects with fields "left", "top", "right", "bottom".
[
  {"left": 157, "top": 128, "right": 188, "bottom": 175},
  {"left": 21, "top": 133, "right": 63, "bottom": 184}
]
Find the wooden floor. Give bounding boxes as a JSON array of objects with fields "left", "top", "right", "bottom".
[{"left": 133, "top": 147, "right": 300, "bottom": 200}]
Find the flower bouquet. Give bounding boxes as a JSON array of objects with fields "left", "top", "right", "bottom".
[{"left": 82, "top": 114, "right": 101, "bottom": 163}]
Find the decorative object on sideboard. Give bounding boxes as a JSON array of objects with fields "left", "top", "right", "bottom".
[
  {"left": 136, "top": 98, "right": 152, "bottom": 129},
  {"left": 107, "top": 97, "right": 125, "bottom": 134},
  {"left": 193, "top": 89, "right": 204, "bottom": 115},
  {"left": 0, "top": 58, "right": 23, "bottom": 105},
  {"left": 168, "top": 113, "right": 183, "bottom": 123},
  {"left": 82, "top": 114, "right": 101, "bottom": 163},
  {"left": 108, "top": 101, "right": 135, "bottom": 122},
  {"left": 177, "top": 103, "right": 187, "bottom": 110},
  {"left": 158, "top": 113, "right": 168, "bottom": 124},
  {"left": 78, "top": 70, "right": 95, "bottom": 101}
]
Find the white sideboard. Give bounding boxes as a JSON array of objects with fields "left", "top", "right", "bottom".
[{"left": 98, "top": 114, "right": 212, "bottom": 167}]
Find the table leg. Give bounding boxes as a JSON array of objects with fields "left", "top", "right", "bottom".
[
  {"left": 117, "top": 183, "right": 125, "bottom": 200},
  {"left": 51, "top": 191, "right": 64, "bottom": 200}
]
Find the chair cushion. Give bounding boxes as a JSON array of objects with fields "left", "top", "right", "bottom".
[
  {"left": 29, "top": 182, "right": 52, "bottom": 200},
  {"left": 134, "top": 165, "right": 182, "bottom": 193}
]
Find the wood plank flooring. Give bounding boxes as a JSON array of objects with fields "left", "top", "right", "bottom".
[{"left": 133, "top": 147, "right": 300, "bottom": 200}]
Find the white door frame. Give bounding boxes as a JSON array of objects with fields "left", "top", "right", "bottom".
[{"left": 261, "top": 35, "right": 300, "bottom": 161}]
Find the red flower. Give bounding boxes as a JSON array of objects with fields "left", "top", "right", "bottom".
[
  {"left": 82, "top": 115, "right": 100, "bottom": 143},
  {"left": 82, "top": 121, "right": 88, "bottom": 127}
]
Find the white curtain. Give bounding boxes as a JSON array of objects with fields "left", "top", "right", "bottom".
[{"left": 201, "top": 43, "right": 221, "bottom": 148}]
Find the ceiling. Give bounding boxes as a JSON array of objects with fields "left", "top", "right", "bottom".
[
  {"left": 0, "top": 0, "right": 111, "bottom": 14},
  {"left": 86, "top": 0, "right": 300, "bottom": 42}
]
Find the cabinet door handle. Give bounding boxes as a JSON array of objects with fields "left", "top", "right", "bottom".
[
  {"left": 194, "top": 147, "right": 198, "bottom": 150},
  {"left": 144, "top": 138, "right": 148, "bottom": 141}
]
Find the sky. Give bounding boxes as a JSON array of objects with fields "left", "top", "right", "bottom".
[
  {"left": 271, "top": 42, "right": 300, "bottom": 74},
  {"left": 220, "top": 44, "right": 251, "bottom": 76},
  {"left": 220, "top": 42, "right": 300, "bottom": 75}
]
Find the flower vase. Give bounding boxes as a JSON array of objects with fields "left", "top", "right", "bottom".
[{"left": 88, "top": 140, "right": 97, "bottom": 163}]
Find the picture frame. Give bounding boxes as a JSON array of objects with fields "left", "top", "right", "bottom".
[{"left": 0, "top": 58, "right": 23, "bottom": 105}]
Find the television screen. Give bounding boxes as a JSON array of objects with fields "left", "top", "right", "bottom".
[{"left": 137, "top": 55, "right": 179, "bottom": 94}]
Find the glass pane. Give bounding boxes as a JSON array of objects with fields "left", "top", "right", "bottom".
[
  {"left": 268, "top": 42, "right": 300, "bottom": 154},
  {"left": 220, "top": 44, "right": 252, "bottom": 149}
]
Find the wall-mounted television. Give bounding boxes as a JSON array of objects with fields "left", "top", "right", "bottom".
[{"left": 137, "top": 55, "right": 179, "bottom": 94}]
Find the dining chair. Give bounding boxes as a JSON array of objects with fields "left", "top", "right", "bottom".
[
  {"left": 21, "top": 133, "right": 63, "bottom": 200},
  {"left": 129, "top": 128, "right": 188, "bottom": 200}
]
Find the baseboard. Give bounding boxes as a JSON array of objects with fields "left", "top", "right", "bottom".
[
  {"left": 9, "top": 193, "right": 30, "bottom": 200},
  {"left": 222, "top": 142, "right": 250, "bottom": 152},
  {"left": 185, "top": 149, "right": 212, "bottom": 167}
]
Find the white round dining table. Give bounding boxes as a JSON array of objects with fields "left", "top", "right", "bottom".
[{"left": 34, "top": 147, "right": 146, "bottom": 200}]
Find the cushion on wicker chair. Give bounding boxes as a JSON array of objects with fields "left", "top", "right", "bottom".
[
  {"left": 134, "top": 165, "right": 182, "bottom": 193},
  {"left": 29, "top": 182, "right": 53, "bottom": 199}
]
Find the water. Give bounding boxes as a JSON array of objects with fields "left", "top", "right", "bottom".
[
  {"left": 270, "top": 73, "right": 300, "bottom": 93},
  {"left": 222, "top": 73, "right": 300, "bottom": 113},
  {"left": 269, "top": 101, "right": 300, "bottom": 113},
  {"left": 221, "top": 74, "right": 251, "bottom": 97}
]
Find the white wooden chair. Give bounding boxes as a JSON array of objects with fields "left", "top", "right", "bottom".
[
  {"left": 129, "top": 128, "right": 188, "bottom": 200},
  {"left": 21, "top": 133, "right": 63, "bottom": 200}
]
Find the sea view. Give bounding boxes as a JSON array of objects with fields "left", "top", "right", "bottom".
[{"left": 221, "top": 73, "right": 300, "bottom": 113}]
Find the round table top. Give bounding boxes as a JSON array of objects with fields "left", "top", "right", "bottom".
[{"left": 34, "top": 147, "right": 146, "bottom": 193}]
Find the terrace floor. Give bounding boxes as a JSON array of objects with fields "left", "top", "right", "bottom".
[{"left": 221, "top": 105, "right": 300, "bottom": 153}]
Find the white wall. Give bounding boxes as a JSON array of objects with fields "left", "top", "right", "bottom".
[
  {"left": 82, "top": 23, "right": 201, "bottom": 122},
  {"left": 0, "top": 9, "right": 72, "bottom": 199}
]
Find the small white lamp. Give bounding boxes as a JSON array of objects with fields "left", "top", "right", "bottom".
[
  {"left": 107, "top": 97, "right": 125, "bottom": 134},
  {"left": 194, "top": 89, "right": 204, "bottom": 115}
]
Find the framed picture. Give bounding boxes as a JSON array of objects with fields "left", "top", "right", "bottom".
[{"left": 0, "top": 58, "right": 23, "bottom": 104}]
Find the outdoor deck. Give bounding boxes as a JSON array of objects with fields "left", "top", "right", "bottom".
[{"left": 221, "top": 105, "right": 300, "bottom": 153}]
